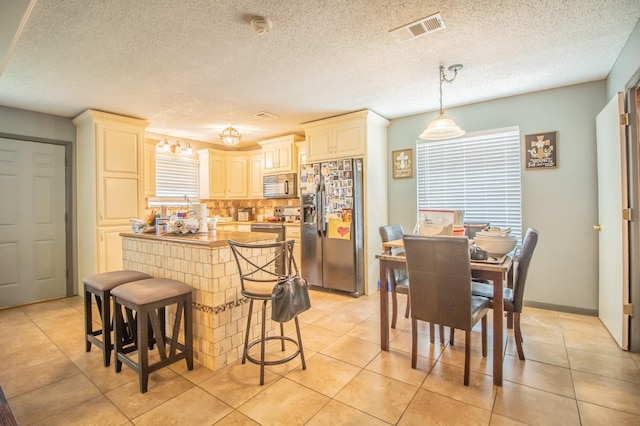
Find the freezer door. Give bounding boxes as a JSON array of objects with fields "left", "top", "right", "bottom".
[
  {"left": 301, "top": 223, "right": 323, "bottom": 288},
  {"left": 322, "top": 237, "right": 358, "bottom": 293}
]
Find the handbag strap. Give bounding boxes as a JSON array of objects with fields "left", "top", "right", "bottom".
[{"left": 289, "top": 243, "right": 300, "bottom": 276}]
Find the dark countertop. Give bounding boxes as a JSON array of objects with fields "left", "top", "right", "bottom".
[{"left": 120, "top": 230, "right": 277, "bottom": 248}]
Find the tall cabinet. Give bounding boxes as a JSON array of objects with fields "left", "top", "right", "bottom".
[
  {"left": 73, "top": 110, "right": 148, "bottom": 292},
  {"left": 302, "top": 110, "right": 389, "bottom": 295}
]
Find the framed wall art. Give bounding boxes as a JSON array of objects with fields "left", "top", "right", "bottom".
[
  {"left": 392, "top": 148, "right": 413, "bottom": 178},
  {"left": 524, "top": 131, "right": 557, "bottom": 169}
]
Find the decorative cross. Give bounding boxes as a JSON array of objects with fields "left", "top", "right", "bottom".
[{"left": 531, "top": 135, "right": 550, "bottom": 159}]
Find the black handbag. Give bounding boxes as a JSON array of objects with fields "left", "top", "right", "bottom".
[{"left": 271, "top": 256, "right": 311, "bottom": 323}]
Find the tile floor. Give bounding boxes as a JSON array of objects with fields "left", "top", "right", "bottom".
[{"left": 2, "top": 290, "right": 640, "bottom": 425}]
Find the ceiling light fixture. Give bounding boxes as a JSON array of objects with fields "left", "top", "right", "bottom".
[
  {"left": 158, "top": 138, "right": 193, "bottom": 155},
  {"left": 220, "top": 127, "right": 241, "bottom": 146},
  {"left": 419, "top": 64, "right": 465, "bottom": 141}
]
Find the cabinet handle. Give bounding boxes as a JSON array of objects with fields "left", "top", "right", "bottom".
[{"left": 100, "top": 213, "right": 103, "bottom": 221}]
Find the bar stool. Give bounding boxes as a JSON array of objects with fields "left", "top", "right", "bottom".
[
  {"left": 112, "top": 278, "right": 193, "bottom": 393},
  {"left": 84, "top": 270, "right": 152, "bottom": 367},
  {"left": 228, "top": 239, "right": 306, "bottom": 385}
]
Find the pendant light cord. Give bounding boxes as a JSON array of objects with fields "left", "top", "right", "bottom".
[{"left": 438, "top": 64, "right": 461, "bottom": 115}]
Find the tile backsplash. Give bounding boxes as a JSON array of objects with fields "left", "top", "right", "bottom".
[{"left": 146, "top": 198, "right": 299, "bottom": 219}]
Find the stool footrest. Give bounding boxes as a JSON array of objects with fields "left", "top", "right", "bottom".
[{"left": 245, "top": 336, "right": 302, "bottom": 366}]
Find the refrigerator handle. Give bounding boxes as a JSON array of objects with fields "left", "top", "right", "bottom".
[{"left": 316, "top": 188, "right": 323, "bottom": 236}]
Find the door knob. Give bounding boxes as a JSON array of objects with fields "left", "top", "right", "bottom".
[{"left": 594, "top": 225, "right": 602, "bottom": 231}]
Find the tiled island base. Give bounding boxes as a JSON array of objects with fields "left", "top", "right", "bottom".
[{"left": 121, "top": 231, "right": 277, "bottom": 371}]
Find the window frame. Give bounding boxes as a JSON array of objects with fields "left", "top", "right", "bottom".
[{"left": 415, "top": 126, "right": 522, "bottom": 239}]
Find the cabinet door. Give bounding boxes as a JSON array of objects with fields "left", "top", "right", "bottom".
[
  {"left": 143, "top": 142, "right": 156, "bottom": 197},
  {"left": 248, "top": 153, "right": 263, "bottom": 198},
  {"left": 275, "top": 143, "right": 293, "bottom": 172},
  {"left": 306, "top": 128, "right": 333, "bottom": 162},
  {"left": 97, "top": 226, "right": 130, "bottom": 272},
  {"left": 262, "top": 145, "right": 278, "bottom": 174},
  {"left": 226, "top": 156, "right": 247, "bottom": 198},
  {"left": 209, "top": 156, "right": 227, "bottom": 198},
  {"left": 333, "top": 119, "right": 365, "bottom": 158},
  {"left": 97, "top": 126, "right": 144, "bottom": 225}
]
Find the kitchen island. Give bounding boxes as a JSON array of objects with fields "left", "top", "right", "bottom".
[{"left": 120, "top": 230, "right": 278, "bottom": 371}]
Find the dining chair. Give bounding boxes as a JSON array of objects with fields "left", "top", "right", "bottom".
[
  {"left": 404, "top": 234, "right": 491, "bottom": 386},
  {"left": 228, "top": 239, "right": 306, "bottom": 385},
  {"left": 471, "top": 227, "right": 539, "bottom": 360},
  {"left": 379, "top": 225, "right": 410, "bottom": 328}
]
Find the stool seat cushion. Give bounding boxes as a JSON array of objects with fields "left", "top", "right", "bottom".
[
  {"left": 112, "top": 278, "right": 192, "bottom": 305},
  {"left": 83, "top": 270, "right": 152, "bottom": 291},
  {"left": 242, "top": 281, "right": 277, "bottom": 298}
]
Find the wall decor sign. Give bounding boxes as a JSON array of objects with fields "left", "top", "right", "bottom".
[
  {"left": 392, "top": 148, "right": 413, "bottom": 178},
  {"left": 524, "top": 131, "right": 557, "bottom": 169}
]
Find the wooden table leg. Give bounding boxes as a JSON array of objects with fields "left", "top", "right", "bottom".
[
  {"left": 379, "top": 258, "right": 389, "bottom": 351},
  {"left": 492, "top": 270, "right": 504, "bottom": 386}
]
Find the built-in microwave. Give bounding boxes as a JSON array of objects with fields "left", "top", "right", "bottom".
[{"left": 263, "top": 173, "right": 297, "bottom": 199}]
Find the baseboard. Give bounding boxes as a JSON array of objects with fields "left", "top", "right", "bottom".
[{"left": 523, "top": 300, "right": 598, "bottom": 317}]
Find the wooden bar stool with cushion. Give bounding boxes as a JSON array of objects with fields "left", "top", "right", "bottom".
[
  {"left": 112, "top": 278, "right": 193, "bottom": 393},
  {"left": 83, "top": 270, "right": 152, "bottom": 367},
  {"left": 228, "top": 239, "right": 307, "bottom": 386}
]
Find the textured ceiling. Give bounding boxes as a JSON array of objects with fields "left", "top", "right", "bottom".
[{"left": 1, "top": 0, "right": 639, "bottom": 148}]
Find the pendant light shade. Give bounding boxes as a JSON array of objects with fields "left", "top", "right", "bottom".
[
  {"left": 419, "top": 64, "right": 465, "bottom": 141},
  {"left": 220, "top": 126, "right": 241, "bottom": 146},
  {"left": 419, "top": 114, "right": 465, "bottom": 140}
]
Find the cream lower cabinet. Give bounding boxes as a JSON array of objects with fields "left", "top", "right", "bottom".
[
  {"left": 97, "top": 226, "right": 130, "bottom": 272},
  {"left": 73, "top": 110, "right": 148, "bottom": 291},
  {"left": 198, "top": 149, "right": 248, "bottom": 199}
]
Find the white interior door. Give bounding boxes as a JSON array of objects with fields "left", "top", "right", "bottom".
[
  {"left": 0, "top": 138, "right": 67, "bottom": 308},
  {"left": 596, "top": 92, "right": 629, "bottom": 349}
]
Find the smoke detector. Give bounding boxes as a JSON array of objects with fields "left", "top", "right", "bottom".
[{"left": 251, "top": 16, "right": 272, "bottom": 34}]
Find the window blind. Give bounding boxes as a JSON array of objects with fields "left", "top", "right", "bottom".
[
  {"left": 154, "top": 154, "right": 199, "bottom": 201},
  {"left": 415, "top": 127, "right": 522, "bottom": 239}
]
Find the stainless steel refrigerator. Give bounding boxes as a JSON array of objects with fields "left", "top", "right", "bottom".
[{"left": 300, "top": 158, "right": 364, "bottom": 296}]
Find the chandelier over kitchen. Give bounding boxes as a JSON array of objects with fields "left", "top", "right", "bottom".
[
  {"left": 419, "top": 64, "right": 465, "bottom": 141},
  {"left": 220, "top": 126, "right": 241, "bottom": 146}
]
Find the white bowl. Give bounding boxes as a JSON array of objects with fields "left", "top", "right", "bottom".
[{"left": 474, "top": 235, "right": 517, "bottom": 255}]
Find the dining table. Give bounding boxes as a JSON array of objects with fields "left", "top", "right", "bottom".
[{"left": 377, "top": 238, "right": 514, "bottom": 386}]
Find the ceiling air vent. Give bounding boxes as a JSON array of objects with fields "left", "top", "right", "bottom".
[
  {"left": 254, "top": 111, "right": 279, "bottom": 120},
  {"left": 389, "top": 13, "right": 446, "bottom": 42}
]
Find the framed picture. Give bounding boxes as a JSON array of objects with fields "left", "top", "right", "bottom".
[
  {"left": 524, "top": 131, "right": 557, "bottom": 169},
  {"left": 392, "top": 148, "right": 413, "bottom": 178}
]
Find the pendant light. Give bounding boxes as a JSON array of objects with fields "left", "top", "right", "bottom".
[
  {"left": 219, "top": 126, "right": 241, "bottom": 146},
  {"left": 419, "top": 64, "right": 465, "bottom": 141}
]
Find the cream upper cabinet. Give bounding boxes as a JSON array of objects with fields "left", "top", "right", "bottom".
[
  {"left": 296, "top": 141, "right": 307, "bottom": 167},
  {"left": 143, "top": 140, "right": 156, "bottom": 197},
  {"left": 303, "top": 111, "right": 370, "bottom": 162},
  {"left": 198, "top": 149, "right": 248, "bottom": 199},
  {"left": 198, "top": 149, "right": 226, "bottom": 199},
  {"left": 248, "top": 150, "right": 263, "bottom": 198},
  {"left": 258, "top": 134, "right": 304, "bottom": 175},
  {"left": 73, "top": 110, "right": 148, "bottom": 287},
  {"left": 226, "top": 155, "right": 248, "bottom": 198}
]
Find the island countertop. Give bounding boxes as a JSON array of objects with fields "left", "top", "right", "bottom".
[{"left": 119, "top": 230, "right": 277, "bottom": 247}]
